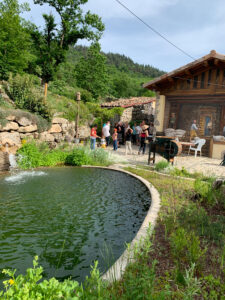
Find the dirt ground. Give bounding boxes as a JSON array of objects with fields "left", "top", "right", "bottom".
[{"left": 106, "top": 144, "right": 225, "bottom": 178}]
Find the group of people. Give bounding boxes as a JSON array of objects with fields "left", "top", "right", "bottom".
[{"left": 90, "top": 120, "right": 156, "bottom": 155}]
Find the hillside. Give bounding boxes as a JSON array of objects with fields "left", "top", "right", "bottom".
[{"left": 69, "top": 45, "right": 165, "bottom": 78}]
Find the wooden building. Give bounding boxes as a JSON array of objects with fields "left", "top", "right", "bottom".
[{"left": 143, "top": 50, "right": 225, "bottom": 158}]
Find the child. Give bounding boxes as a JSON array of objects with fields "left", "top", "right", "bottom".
[
  {"left": 112, "top": 128, "right": 118, "bottom": 151},
  {"left": 125, "top": 128, "right": 133, "bottom": 155},
  {"left": 90, "top": 125, "right": 100, "bottom": 150}
]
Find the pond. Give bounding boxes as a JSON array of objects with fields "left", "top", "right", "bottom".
[{"left": 0, "top": 167, "right": 151, "bottom": 285}]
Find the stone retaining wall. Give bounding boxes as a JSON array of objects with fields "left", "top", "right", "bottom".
[{"left": 0, "top": 115, "right": 90, "bottom": 153}]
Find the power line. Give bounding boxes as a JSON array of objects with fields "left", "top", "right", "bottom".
[{"left": 114, "top": 0, "right": 196, "bottom": 61}]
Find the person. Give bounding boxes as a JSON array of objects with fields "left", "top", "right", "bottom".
[
  {"left": 138, "top": 124, "right": 148, "bottom": 155},
  {"left": 90, "top": 125, "right": 100, "bottom": 150},
  {"left": 190, "top": 120, "right": 198, "bottom": 141},
  {"left": 102, "top": 121, "right": 110, "bottom": 146},
  {"left": 135, "top": 123, "right": 142, "bottom": 146},
  {"left": 125, "top": 128, "right": 133, "bottom": 155},
  {"left": 169, "top": 113, "right": 176, "bottom": 129},
  {"left": 112, "top": 128, "right": 118, "bottom": 151},
  {"left": 148, "top": 122, "right": 156, "bottom": 141},
  {"left": 132, "top": 123, "right": 137, "bottom": 144}
]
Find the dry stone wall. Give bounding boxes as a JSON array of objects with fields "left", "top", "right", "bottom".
[{"left": 0, "top": 115, "right": 90, "bottom": 154}]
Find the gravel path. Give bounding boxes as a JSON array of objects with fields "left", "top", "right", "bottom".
[{"left": 106, "top": 144, "right": 225, "bottom": 178}]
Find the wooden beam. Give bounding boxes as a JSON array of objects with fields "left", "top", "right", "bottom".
[
  {"left": 168, "top": 77, "right": 174, "bottom": 83},
  {"left": 214, "top": 58, "right": 219, "bottom": 66},
  {"left": 203, "top": 61, "right": 209, "bottom": 67},
  {"left": 185, "top": 70, "right": 192, "bottom": 76}
]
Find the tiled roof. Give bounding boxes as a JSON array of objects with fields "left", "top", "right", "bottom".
[
  {"left": 143, "top": 50, "right": 225, "bottom": 89},
  {"left": 101, "top": 97, "right": 155, "bottom": 108}
]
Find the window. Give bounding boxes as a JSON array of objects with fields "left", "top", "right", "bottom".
[
  {"left": 208, "top": 70, "right": 212, "bottom": 87},
  {"left": 216, "top": 69, "right": 220, "bottom": 84},
  {"left": 187, "top": 79, "right": 191, "bottom": 89},
  {"left": 200, "top": 72, "right": 205, "bottom": 88},
  {"left": 193, "top": 76, "right": 198, "bottom": 88}
]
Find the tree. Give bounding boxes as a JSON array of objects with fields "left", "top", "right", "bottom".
[
  {"left": 0, "top": 0, "right": 33, "bottom": 79},
  {"left": 32, "top": 0, "right": 105, "bottom": 83},
  {"left": 75, "top": 43, "right": 109, "bottom": 100}
]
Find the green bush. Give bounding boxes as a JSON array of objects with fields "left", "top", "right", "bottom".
[
  {"left": 5, "top": 73, "right": 51, "bottom": 120},
  {"left": 194, "top": 179, "right": 225, "bottom": 209},
  {"left": 17, "top": 142, "right": 113, "bottom": 169},
  {"left": 155, "top": 160, "right": 170, "bottom": 172},
  {"left": 17, "top": 142, "right": 68, "bottom": 169},
  {"left": 65, "top": 147, "right": 91, "bottom": 166},
  {"left": 0, "top": 256, "right": 80, "bottom": 299},
  {"left": 170, "top": 227, "right": 205, "bottom": 268}
]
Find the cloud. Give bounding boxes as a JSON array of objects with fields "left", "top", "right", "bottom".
[{"left": 84, "top": 0, "right": 180, "bottom": 19}]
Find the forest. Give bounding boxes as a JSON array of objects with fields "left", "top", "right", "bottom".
[{"left": 0, "top": 0, "right": 164, "bottom": 121}]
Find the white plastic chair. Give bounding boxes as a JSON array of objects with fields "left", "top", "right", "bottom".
[{"left": 188, "top": 139, "right": 206, "bottom": 157}]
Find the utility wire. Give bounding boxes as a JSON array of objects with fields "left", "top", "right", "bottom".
[
  {"left": 114, "top": 0, "right": 225, "bottom": 88},
  {"left": 114, "top": 0, "right": 196, "bottom": 61}
]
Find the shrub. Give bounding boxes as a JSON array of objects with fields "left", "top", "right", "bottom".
[
  {"left": 65, "top": 147, "right": 91, "bottom": 166},
  {"left": 170, "top": 227, "right": 206, "bottom": 268},
  {"left": 0, "top": 256, "right": 81, "bottom": 299},
  {"left": 17, "top": 142, "right": 113, "bottom": 169},
  {"left": 17, "top": 142, "right": 68, "bottom": 169},
  {"left": 194, "top": 179, "right": 225, "bottom": 209},
  {"left": 5, "top": 73, "right": 51, "bottom": 120},
  {"left": 155, "top": 160, "right": 170, "bottom": 172}
]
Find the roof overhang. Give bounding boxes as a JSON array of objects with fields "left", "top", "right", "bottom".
[{"left": 143, "top": 50, "right": 225, "bottom": 90}]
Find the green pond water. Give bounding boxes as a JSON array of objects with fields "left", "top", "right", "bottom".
[{"left": 0, "top": 167, "right": 151, "bottom": 285}]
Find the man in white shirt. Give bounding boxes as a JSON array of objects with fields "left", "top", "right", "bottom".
[{"left": 102, "top": 121, "right": 110, "bottom": 146}]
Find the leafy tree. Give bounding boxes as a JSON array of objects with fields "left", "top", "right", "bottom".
[
  {"left": 75, "top": 42, "right": 109, "bottom": 100},
  {"left": 0, "top": 0, "right": 33, "bottom": 79},
  {"left": 32, "top": 0, "right": 105, "bottom": 83}
]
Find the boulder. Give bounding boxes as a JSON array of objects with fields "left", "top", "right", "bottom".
[
  {"left": 52, "top": 117, "right": 69, "bottom": 125},
  {"left": 0, "top": 132, "right": 21, "bottom": 147},
  {"left": 48, "top": 124, "right": 62, "bottom": 133},
  {"left": 17, "top": 117, "right": 32, "bottom": 127},
  {"left": 6, "top": 115, "right": 16, "bottom": 121},
  {"left": 0, "top": 151, "right": 10, "bottom": 171},
  {"left": 52, "top": 133, "right": 64, "bottom": 142},
  {"left": 0, "top": 122, "right": 19, "bottom": 131},
  {"left": 39, "top": 132, "right": 54, "bottom": 142},
  {"left": 18, "top": 124, "right": 37, "bottom": 133},
  {"left": 61, "top": 123, "right": 69, "bottom": 133}
]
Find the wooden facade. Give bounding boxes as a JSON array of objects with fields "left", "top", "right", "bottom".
[{"left": 144, "top": 50, "right": 225, "bottom": 139}]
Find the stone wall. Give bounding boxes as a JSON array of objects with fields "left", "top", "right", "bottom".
[
  {"left": 0, "top": 115, "right": 90, "bottom": 154},
  {"left": 110, "top": 103, "right": 154, "bottom": 125}
]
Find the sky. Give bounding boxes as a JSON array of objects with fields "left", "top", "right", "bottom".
[{"left": 19, "top": 0, "right": 225, "bottom": 72}]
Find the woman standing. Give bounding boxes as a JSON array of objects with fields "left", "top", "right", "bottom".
[{"left": 138, "top": 124, "right": 149, "bottom": 155}]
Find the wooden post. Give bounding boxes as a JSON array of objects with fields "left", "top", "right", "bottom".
[
  {"left": 75, "top": 92, "right": 81, "bottom": 139},
  {"left": 44, "top": 83, "right": 48, "bottom": 102}
]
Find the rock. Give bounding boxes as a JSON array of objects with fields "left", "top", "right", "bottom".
[
  {"left": 39, "top": 132, "right": 54, "bottom": 142},
  {"left": 33, "top": 132, "right": 39, "bottom": 139},
  {"left": 52, "top": 133, "right": 64, "bottom": 142},
  {"left": 48, "top": 124, "right": 62, "bottom": 133},
  {"left": 18, "top": 124, "right": 37, "bottom": 133},
  {"left": 0, "top": 132, "right": 21, "bottom": 147},
  {"left": 6, "top": 115, "right": 16, "bottom": 121},
  {"left": 0, "top": 151, "right": 10, "bottom": 171},
  {"left": 17, "top": 117, "right": 32, "bottom": 127},
  {"left": 52, "top": 117, "right": 69, "bottom": 125},
  {"left": 65, "top": 135, "right": 73, "bottom": 143},
  {"left": 212, "top": 179, "right": 224, "bottom": 190},
  {"left": 0, "top": 122, "right": 19, "bottom": 131},
  {"left": 61, "top": 123, "right": 69, "bottom": 133}
]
